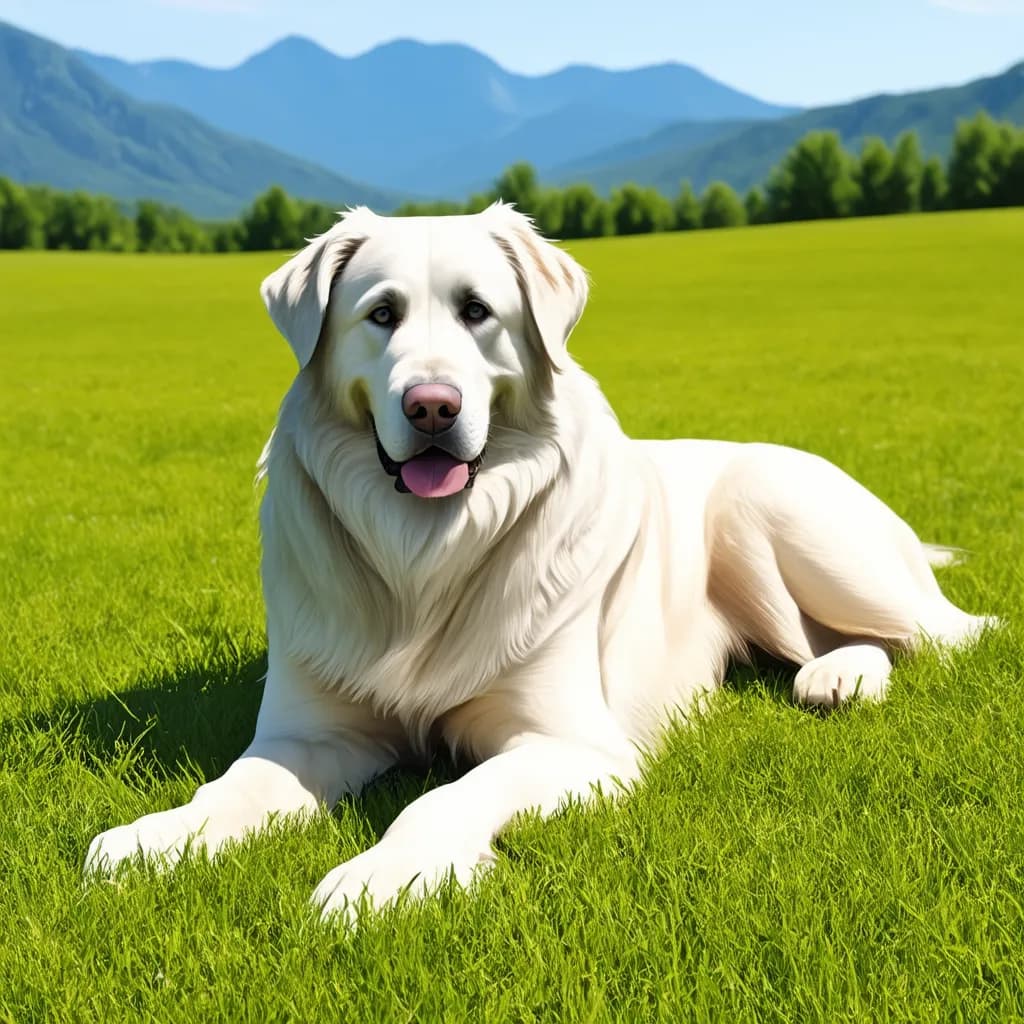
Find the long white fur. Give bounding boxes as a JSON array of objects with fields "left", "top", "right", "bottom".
[{"left": 86, "top": 204, "right": 997, "bottom": 923}]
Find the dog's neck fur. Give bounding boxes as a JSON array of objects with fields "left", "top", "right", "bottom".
[{"left": 258, "top": 365, "right": 635, "bottom": 733}]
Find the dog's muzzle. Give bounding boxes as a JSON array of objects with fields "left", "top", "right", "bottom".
[{"left": 371, "top": 419, "right": 483, "bottom": 498}]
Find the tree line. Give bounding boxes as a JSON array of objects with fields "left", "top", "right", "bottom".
[{"left": 0, "top": 112, "right": 1021, "bottom": 252}]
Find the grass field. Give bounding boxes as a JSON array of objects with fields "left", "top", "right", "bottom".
[{"left": 1, "top": 209, "right": 1022, "bottom": 1021}]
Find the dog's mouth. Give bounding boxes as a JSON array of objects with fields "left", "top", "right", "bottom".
[{"left": 371, "top": 419, "right": 483, "bottom": 499}]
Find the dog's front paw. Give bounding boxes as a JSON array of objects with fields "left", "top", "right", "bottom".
[
  {"left": 312, "top": 835, "right": 496, "bottom": 925},
  {"left": 794, "top": 644, "right": 891, "bottom": 707},
  {"left": 84, "top": 807, "right": 207, "bottom": 876}
]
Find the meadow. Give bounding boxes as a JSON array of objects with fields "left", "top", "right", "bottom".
[{"left": 1, "top": 209, "right": 1022, "bottom": 1021}]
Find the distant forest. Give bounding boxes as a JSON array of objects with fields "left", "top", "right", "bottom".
[{"left": 0, "top": 113, "right": 1021, "bottom": 252}]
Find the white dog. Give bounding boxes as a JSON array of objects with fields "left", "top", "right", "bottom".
[{"left": 86, "top": 204, "right": 995, "bottom": 921}]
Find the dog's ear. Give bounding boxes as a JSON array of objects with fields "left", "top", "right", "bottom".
[
  {"left": 486, "top": 203, "right": 589, "bottom": 374},
  {"left": 259, "top": 208, "right": 374, "bottom": 369}
]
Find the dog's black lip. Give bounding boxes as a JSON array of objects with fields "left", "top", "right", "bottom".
[{"left": 368, "top": 415, "right": 484, "bottom": 493}]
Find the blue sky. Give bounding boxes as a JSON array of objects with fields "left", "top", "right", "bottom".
[{"left": 1, "top": 0, "right": 1022, "bottom": 106}]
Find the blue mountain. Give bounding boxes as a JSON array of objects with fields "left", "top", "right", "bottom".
[
  {"left": 552, "top": 61, "right": 1024, "bottom": 196},
  {"left": 0, "top": 21, "right": 404, "bottom": 217},
  {"left": 77, "top": 35, "right": 797, "bottom": 195}
]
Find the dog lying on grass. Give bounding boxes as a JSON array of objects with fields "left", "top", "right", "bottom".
[{"left": 86, "top": 204, "right": 996, "bottom": 922}]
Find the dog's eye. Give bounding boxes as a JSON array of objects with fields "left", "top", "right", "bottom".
[
  {"left": 369, "top": 305, "right": 394, "bottom": 327},
  {"left": 463, "top": 299, "right": 490, "bottom": 324}
]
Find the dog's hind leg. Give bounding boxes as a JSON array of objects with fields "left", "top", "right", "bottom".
[{"left": 709, "top": 444, "right": 996, "bottom": 707}]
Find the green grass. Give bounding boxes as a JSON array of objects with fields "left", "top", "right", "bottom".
[{"left": 1, "top": 209, "right": 1022, "bottom": 1021}]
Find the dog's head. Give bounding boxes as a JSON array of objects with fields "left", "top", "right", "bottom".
[{"left": 260, "top": 204, "right": 588, "bottom": 499}]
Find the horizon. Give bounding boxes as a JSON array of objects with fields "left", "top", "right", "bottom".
[{"left": 1, "top": 0, "right": 1023, "bottom": 107}]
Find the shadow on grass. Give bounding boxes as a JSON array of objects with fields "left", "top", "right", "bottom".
[
  {"left": 8, "top": 646, "right": 467, "bottom": 844},
  {"left": 727, "top": 648, "right": 796, "bottom": 703},
  {"left": 9, "top": 644, "right": 796, "bottom": 848},
  {"left": 9, "top": 652, "right": 270, "bottom": 784}
]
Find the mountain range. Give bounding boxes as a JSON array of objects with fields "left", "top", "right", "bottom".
[
  {"left": 555, "top": 60, "right": 1024, "bottom": 195},
  {"left": 76, "top": 36, "right": 795, "bottom": 196},
  {"left": 0, "top": 22, "right": 402, "bottom": 217},
  {"left": 2, "top": 18, "right": 1022, "bottom": 218}
]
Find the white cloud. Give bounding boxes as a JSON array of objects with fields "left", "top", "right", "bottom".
[{"left": 931, "top": 0, "right": 1024, "bottom": 13}]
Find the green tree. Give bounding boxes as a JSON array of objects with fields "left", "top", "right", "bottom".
[
  {"left": 24, "top": 186, "right": 56, "bottom": 245},
  {"left": 464, "top": 191, "right": 497, "bottom": 214},
  {"left": 297, "top": 200, "right": 339, "bottom": 239},
  {"left": 744, "top": 187, "right": 768, "bottom": 225},
  {"left": 0, "top": 177, "right": 44, "bottom": 248},
  {"left": 135, "top": 200, "right": 165, "bottom": 251},
  {"left": 947, "top": 112, "right": 1016, "bottom": 209},
  {"left": 87, "top": 196, "right": 134, "bottom": 251},
  {"left": 45, "top": 192, "right": 97, "bottom": 250},
  {"left": 700, "top": 181, "right": 746, "bottom": 229},
  {"left": 919, "top": 156, "right": 948, "bottom": 212},
  {"left": 673, "top": 181, "right": 701, "bottom": 230},
  {"left": 611, "top": 184, "right": 674, "bottom": 235},
  {"left": 882, "top": 132, "right": 923, "bottom": 213},
  {"left": 493, "top": 162, "right": 541, "bottom": 217},
  {"left": 240, "top": 185, "right": 302, "bottom": 250},
  {"left": 393, "top": 200, "right": 465, "bottom": 217},
  {"left": 136, "top": 200, "right": 209, "bottom": 252},
  {"left": 855, "top": 137, "right": 894, "bottom": 216},
  {"left": 533, "top": 188, "right": 565, "bottom": 237},
  {"left": 211, "top": 221, "right": 244, "bottom": 252},
  {"left": 995, "top": 130, "right": 1024, "bottom": 206},
  {"left": 767, "top": 131, "right": 860, "bottom": 222},
  {"left": 174, "top": 213, "right": 212, "bottom": 253},
  {"left": 559, "top": 183, "right": 612, "bottom": 238}
]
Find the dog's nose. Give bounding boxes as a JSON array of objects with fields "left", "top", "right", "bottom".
[{"left": 402, "top": 383, "right": 462, "bottom": 435}]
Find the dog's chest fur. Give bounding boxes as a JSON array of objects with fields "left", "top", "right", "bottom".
[{"left": 261, "top": 432, "right": 620, "bottom": 737}]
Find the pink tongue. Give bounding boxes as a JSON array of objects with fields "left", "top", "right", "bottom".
[{"left": 400, "top": 451, "right": 470, "bottom": 498}]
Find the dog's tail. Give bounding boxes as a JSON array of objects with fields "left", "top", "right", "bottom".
[{"left": 922, "top": 543, "right": 968, "bottom": 569}]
